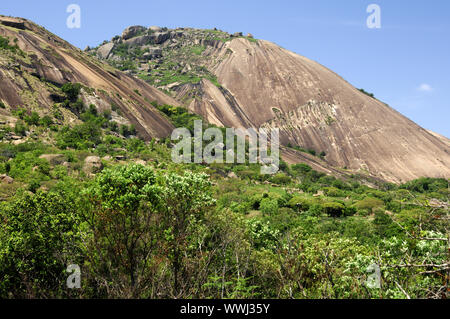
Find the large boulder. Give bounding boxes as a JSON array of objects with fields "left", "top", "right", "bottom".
[
  {"left": 227, "top": 172, "right": 238, "bottom": 179},
  {"left": 150, "top": 32, "right": 170, "bottom": 44},
  {"left": 97, "top": 42, "right": 115, "bottom": 59},
  {"left": 83, "top": 156, "right": 103, "bottom": 174},
  {"left": 124, "top": 35, "right": 151, "bottom": 47},
  {"left": 142, "top": 47, "right": 162, "bottom": 59},
  {"left": 39, "top": 154, "right": 65, "bottom": 165},
  {"left": 0, "top": 174, "right": 14, "bottom": 184},
  {"left": 122, "top": 25, "right": 146, "bottom": 40},
  {"left": 148, "top": 26, "right": 162, "bottom": 32},
  {"left": 170, "top": 30, "right": 185, "bottom": 38}
]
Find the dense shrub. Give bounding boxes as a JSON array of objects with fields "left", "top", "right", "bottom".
[
  {"left": 61, "top": 82, "right": 81, "bottom": 101},
  {"left": 322, "top": 202, "right": 345, "bottom": 217},
  {"left": 269, "top": 173, "right": 291, "bottom": 185},
  {"left": 0, "top": 190, "right": 84, "bottom": 298},
  {"left": 288, "top": 196, "right": 312, "bottom": 212},
  {"left": 354, "top": 197, "right": 384, "bottom": 214},
  {"left": 14, "top": 120, "right": 27, "bottom": 136},
  {"left": 24, "top": 111, "right": 40, "bottom": 126},
  {"left": 260, "top": 198, "right": 279, "bottom": 215},
  {"left": 56, "top": 121, "right": 102, "bottom": 149}
]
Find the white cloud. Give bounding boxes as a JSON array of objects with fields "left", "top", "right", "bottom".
[{"left": 418, "top": 83, "right": 433, "bottom": 92}]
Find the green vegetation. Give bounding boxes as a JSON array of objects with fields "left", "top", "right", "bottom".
[
  {"left": 359, "top": 88, "right": 375, "bottom": 98},
  {"left": 0, "top": 81, "right": 448, "bottom": 299},
  {"left": 0, "top": 35, "right": 24, "bottom": 56},
  {"left": 287, "top": 143, "right": 326, "bottom": 159},
  {"left": 14, "top": 121, "right": 27, "bottom": 136},
  {"left": 107, "top": 30, "right": 226, "bottom": 92},
  {"left": 152, "top": 101, "right": 202, "bottom": 132},
  {"left": 190, "top": 45, "right": 206, "bottom": 55},
  {"left": 0, "top": 143, "right": 447, "bottom": 298}
]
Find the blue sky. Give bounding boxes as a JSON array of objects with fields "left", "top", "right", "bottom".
[{"left": 1, "top": 0, "right": 449, "bottom": 137}]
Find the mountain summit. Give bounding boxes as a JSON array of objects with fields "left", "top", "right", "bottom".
[{"left": 0, "top": 17, "right": 447, "bottom": 183}]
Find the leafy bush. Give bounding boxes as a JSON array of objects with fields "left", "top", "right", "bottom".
[
  {"left": 0, "top": 190, "right": 84, "bottom": 298},
  {"left": 354, "top": 197, "right": 384, "bottom": 214},
  {"left": 291, "top": 163, "right": 312, "bottom": 175},
  {"left": 0, "top": 35, "right": 23, "bottom": 55},
  {"left": 61, "top": 82, "right": 81, "bottom": 101},
  {"left": 14, "top": 120, "right": 27, "bottom": 136},
  {"left": 24, "top": 111, "right": 40, "bottom": 126},
  {"left": 400, "top": 177, "right": 448, "bottom": 193},
  {"left": 359, "top": 88, "right": 375, "bottom": 98},
  {"left": 323, "top": 186, "right": 345, "bottom": 197},
  {"left": 260, "top": 198, "right": 279, "bottom": 215},
  {"left": 269, "top": 173, "right": 291, "bottom": 185},
  {"left": 322, "top": 202, "right": 345, "bottom": 217},
  {"left": 56, "top": 121, "right": 102, "bottom": 149},
  {"left": 40, "top": 115, "right": 54, "bottom": 127},
  {"left": 119, "top": 124, "right": 137, "bottom": 137},
  {"left": 288, "top": 196, "right": 312, "bottom": 212}
]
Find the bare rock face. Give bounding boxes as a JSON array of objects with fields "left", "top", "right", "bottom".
[
  {"left": 122, "top": 25, "right": 146, "bottom": 40},
  {"left": 124, "top": 35, "right": 152, "bottom": 47},
  {"left": 86, "top": 24, "right": 449, "bottom": 183},
  {"left": 84, "top": 156, "right": 103, "bottom": 174},
  {"left": 142, "top": 47, "right": 162, "bottom": 59},
  {"left": 97, "top": 42, "right": 115, "bottom": 59},
  {"left": 150, "top": 32, "right": 170, "bottom": 44},
  {"left": 183, "top": 38, "right": 450, "bottom": 183},
  {"left": 0, "top": 16, "right": 178, "bottom": 140}
]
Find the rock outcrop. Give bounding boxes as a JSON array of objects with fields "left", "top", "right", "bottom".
[
  {"left": 122, "top": 25, "right": 146, "bottom": 40},
  {"left": 39, "top": 154, "right": 65, "bottom": 166},
  {"left": 84, "top": 156, "right": 103, "bottom": 174},
  {"left": 0, "top": 174, "right": 14, "bottom": 184},
  {"left": 97, "top": 42, "right": 115, "bottom": 59}
]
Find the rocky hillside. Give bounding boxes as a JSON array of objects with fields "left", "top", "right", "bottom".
[
  {"left": 88, "top": 25, "right": 450, "bottom": 183},
  {"left": 0, "top": 16, "right": 178, "bottom": 141}
]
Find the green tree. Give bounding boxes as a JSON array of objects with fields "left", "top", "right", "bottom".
[
  {"left": 61, "top": 83, "right": 81, "bottom": 101},
  {"left": 0, "top": 190, "right": 84, "bottom": 298},
  {"left": 83, "top": 164, "right": 162, "bottom": 298},
  {"left": 159, "top": 171, "right": 215, "bottom": 297}
]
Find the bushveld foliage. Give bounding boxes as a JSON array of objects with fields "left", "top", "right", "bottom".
[
  {"left": 0, "top": 141, "right": 447, "bottom": 298},
  {"left": 0, "top": 83, "right": 448, "bottom": 299}
]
